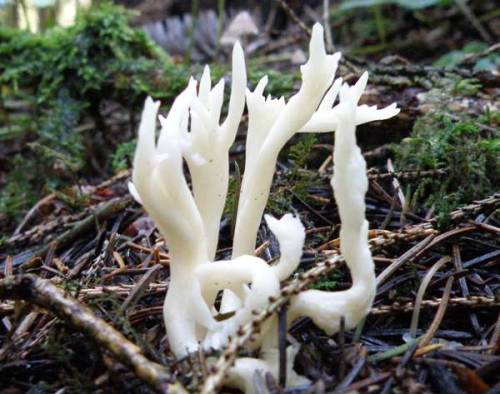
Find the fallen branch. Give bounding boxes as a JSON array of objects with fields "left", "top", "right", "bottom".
[{"left": 0, "top": 274, "right": 186, "bottom": 394}]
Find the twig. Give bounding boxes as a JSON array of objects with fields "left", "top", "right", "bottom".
[
  {"left": 275, "top": 0, "right": 312, "bottom": 37},
  {"left": 488, "top": 315, "right": 500, "bottom": 355},
  {"left": 215, "top": 0, "right": 225, "bottom": 58},
  {"left": 278, "top": 306, "right": 287, "bottom": 388},
  {"left": 370, "top": 296, "right": 498, "bottom": 315},
  {"left": 376, "top": 234, "right": 435, "bottom": 285},
  {"left": 0, "top": 274, "right": 185, "bottom": 394},
  {"left": 454, "top": 0, "right": 492, "bottom": 42},
  {"left": 452, "top": 245, "right": 481, "bottom": 334},
  {"left": 409, "top": 256, "right": 451, "bottom": 338},
  {"left": 457, "top": 42, "right": 500, "bottom": 67},
  {"left": 119, "top": 264, "right": 163, "bottom": 313},
  {"left": 338, "top": 316, "right": 346, "bottom": 380},
  {"left": 445, "top": 193, "right": 499, "bottom": 223},
  {"left": 331, "top": 350, "right": 366, "bottom": 394},
  {"left": 322, "top": 0, "right": 333, "bottom": 51},
  {"left": 3, "top": 292, "right": 497, "bottom": 317},
  {"left": 335, "top": 372, "right": 391, "bottom": 394},
  {"left": 368, "top": 337, "right": 422, "bottom": 363},
  {"left": 387, "top": 159, "right": 405, "bottom": 213},
  {"left": 13, "top": 193, "right": 57, "bottom": 236},
  {"left": 319, "top": 226, "right": 436, "bottom": 251},
  {"left": 186, "top": 0, "right": 199, "bottom": 62},
  {"left": 419, "top": 276, "right": 454, "bottom": 347},
  {"left": 368, "top": 168, "right": 448, "bottom": 181}
]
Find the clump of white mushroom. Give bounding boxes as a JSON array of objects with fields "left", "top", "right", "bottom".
[{"left": 130, "top": 23, "right": 399, "bottom": 393}]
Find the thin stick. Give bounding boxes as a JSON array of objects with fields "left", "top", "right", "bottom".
[
  {"left": 370, "top": 296, "right": 498, "bottom": 315},
  {"left": 376, "top": 234, "right": 435, "bottom": 285},
  {"left": 119, "top": 264, "right": 163, "bottom": 313},
  {"left": 419, "top": 276, "right": 454, "bottom": 348},
  {"left": 488, "top": 315, "right": 500, "bottom": 355},
  {"left": 214, "top": 0, "right": 225, "bottom": 58},
  {"left": 332, "top": 351, "right": 366, "bottom": 393},
  {"left": 13, "top": 193, "right": 56, "bottom": 236},
  {"left": 338, "top": 316, "right": 346, "bottom": 380},
  {"left": 278, "top": 306, "right": 287, "bottom": 387},
  {"left": 409, "top": 256, "right": 450, "bottom": 338},
  {"left": 187, "top": 0, "right": 199, "bottom": 62},
  {"left": 452, "top": 244, "right": 481, "bottom": 334},
  {"left": 322, "top": 0, "right": 333, "bottom": 51},
  {"left": 275, "top": 0, "right": 312, "bottom": 36},
  {"left": 368, "top": 337, "right": 421, "bottom": 363},
  {"left": 455, "top": 0, "right": 492, "bottom": 42}
]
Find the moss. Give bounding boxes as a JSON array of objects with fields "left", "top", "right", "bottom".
[
  {"left": 393, "top": 112, "right": 499, "bottom": 221},
  {"left": 222, "top": 135, "right": 321, "bottom": 229},
  {"left": 0, "top": 155, "right": 40, "bottom": 222},
  {"left": 111, "top": 139, "right": 137, "bottom": 172},
  {"left": 450, "top": 77, "right": 482, "bottom": 96},
  {"left": 0, "top": 3, "right": 189, "bottom": 224},
  {"left": 434, "top": 41, "right": 500, "bottom": 73},
  {"left": 308, "top": 265, "right": 342, "bottom": 291},
  {"left": 0, "top": 92, "right": 85, "bottom": 223},
  {"left": 0, "top": 3, "right": 184, "bottom": 105},
  {"left": 310, "top": 274, "right": 339, "bottom": 291},
  {"left": 42, "top": 328, "right": 103, "bottom": 392},
  {"left": 268, "top": 134, "right": 321, "bottom": 215},
  {"left": 248, "top": 68, "right": 298, "bottom": 98}
]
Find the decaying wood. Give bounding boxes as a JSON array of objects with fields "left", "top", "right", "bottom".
[{"left": 0, "top": 274, "right": 186, "bottom": 394}]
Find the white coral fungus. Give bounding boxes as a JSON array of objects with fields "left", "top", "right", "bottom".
[{"left": 130, "top": 23, "right": 399, "bottom": 393}]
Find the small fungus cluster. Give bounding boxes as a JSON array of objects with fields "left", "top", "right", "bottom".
[{"left": 130, "top": 24, "right": 399, "bottom": 392}]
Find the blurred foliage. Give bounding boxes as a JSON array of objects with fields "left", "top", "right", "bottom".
[
  {"left": 334, "top": 0, "right": 453, "bottom": 53},
  {"left": 434, "top": 41, "right": 500, "bottom": 72},
  {"left": 248, "top": 68, "right": 298, "bottom": 99},
  {"left": 450, "top": 77, "right": 482, "bottom": 96},
  {"left": 111, "top": 138, "right": 137, "bottom": 172},
  {"left": 0, "top": 93, "right": 86, "bottom": 222},
  {"left": 332, "top": 0, "right": 496, "bottom": 61},
  {"left": 0, "top": 2, "right": 188, "bottom": 223},
  {"left": 393, "top": 112, "right": 499, "bottom": 225},
  {"left": 339, "top": 0, "right": 451, "bottom": 10},
  {"left": 34, "top": 92, "right": 86, "bottom": 174},
  {"left": 0, "top": 2, "right": 183, "bottom": 103},
  {"left": 0, "top": 155, "right": 39, "bottom": 221},
  {"left": 421, "top": 73, "right": 483, "bottom": 100}
]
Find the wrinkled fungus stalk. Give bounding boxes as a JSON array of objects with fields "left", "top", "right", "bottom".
[{"left": 131, "top": 23, "right": 399, "bottom": 393}]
